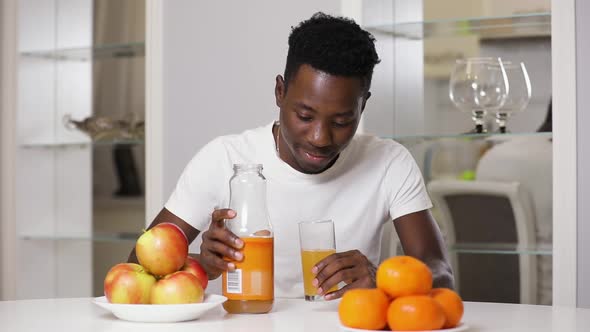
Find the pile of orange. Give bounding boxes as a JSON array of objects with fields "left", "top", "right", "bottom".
[{"left": 338, "top": 256, "right": 464, "bottom": 331}]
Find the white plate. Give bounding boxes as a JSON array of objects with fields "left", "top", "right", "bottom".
[
  {"left": 339, "top": 322, "right": 469, "bottom": 332},
  {"left": 92, "top": 294, "right": 227, "bottom": 323}
]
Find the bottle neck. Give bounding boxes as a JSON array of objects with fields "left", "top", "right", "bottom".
[
  {"left": 228, "top": 164, "right": 272, "bottom": 236},
  {"left": 233, "top": 164, "right": 263, "bottom": 174}
]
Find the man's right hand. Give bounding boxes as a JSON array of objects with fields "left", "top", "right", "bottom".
[{"left": 199, "top": 209, "right": 244, "bottom": 280}]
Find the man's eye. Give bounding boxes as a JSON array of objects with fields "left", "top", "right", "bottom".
[
  {"left": 333, "top": 121, "right": 352, "bottom": 128},
  {"left": 297, "top": 114, "right": 313, "bottom": 122}
]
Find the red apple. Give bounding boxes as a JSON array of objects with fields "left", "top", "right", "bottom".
[
  {"left": 182, "top": 256, "right": 209, "bottom": 290},
  {"left": 150, "top": 271, "right": 204, "bottom": 304},
  {"left": 104, "top": 263, "right": 156, "bottom": 304},
  {"left": 136, "top": 223, "right": 189, "bottom": 276}
]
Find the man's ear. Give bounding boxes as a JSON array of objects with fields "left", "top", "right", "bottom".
[
  {"left": 275, "top": 75, "right": 285, "bottom": 107},
  {"left": 360, "top": 91, "right": 371, "bottom": 113}
]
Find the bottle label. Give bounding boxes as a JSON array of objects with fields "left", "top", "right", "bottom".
[{"left": 226, "top": 269, "right": 243, "bottom": 294}]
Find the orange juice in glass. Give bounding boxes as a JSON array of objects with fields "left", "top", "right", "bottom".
[{"left": 298, "top": 220, "right": 337, "bottom": 301}]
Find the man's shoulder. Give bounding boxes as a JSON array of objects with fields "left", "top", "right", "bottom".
[
  {"left": 209, "top": 122, "right": 271, "bottom": 149},
  {"left": 195, "top": 122, "right": 272, "bottom": 165},
  {"left": 350, "top": 134, "right": 410, "bottom": 161}
]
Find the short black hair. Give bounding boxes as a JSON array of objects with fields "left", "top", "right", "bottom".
[{"left": 284, "top": 12, "right": 380, "bottom": 92}]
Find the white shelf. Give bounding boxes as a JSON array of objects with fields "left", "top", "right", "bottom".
[
  {"left": 365, "top": 12, "right": 550, "bottom": 40},
  {"left": 451, "top": 243, "right": 553, "bottom": 256},
  {"left": 20, "top": 42, "right": 145, "bottom": 61},
  {"left": 20, "top": 232, "right": 140, "bottom": 243},
  {"left": 386, "top": 131, "right": 552, "bottom": 143},
  {"left": 20, "top": 140, "right": 144, "bottom": 149}
]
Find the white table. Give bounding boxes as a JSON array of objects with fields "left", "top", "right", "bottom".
[{"left": 1, "top": 297, "right": 590, "bottom": 331}]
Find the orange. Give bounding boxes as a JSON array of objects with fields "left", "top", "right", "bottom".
[
  {"left": 376, "top": 255, "right": 433, "bottom": 298},
  {"left": 338, "top": 288, "right": 390, "bottom": 330},
  {"left": 430, "top": 288, "right": 464, "bottom": 328},
  {"left": 387, "top": 295, "right": 445, "bottom": 331}
]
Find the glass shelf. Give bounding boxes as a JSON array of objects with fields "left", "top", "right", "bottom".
[
  {"left": 385, "top": 131, "right": 552, "bottom": 144},
  {"left": 450, "top": 243, "right": 552, "bottom": 255},
  {"left": 20, "top": 42, "right": 145, "bottom": 61},
  {"left": 20, "top": 139, "right": 144, "bottom": 149},
  {"left": 20, "top": 232, "right": 141, "bottom": 243},
  {"left": 365, "top": 12, "right": 550, "bottom": 40}
]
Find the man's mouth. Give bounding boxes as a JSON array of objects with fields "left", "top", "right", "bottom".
[{"left": 302, "top": 150, "right": 332, "bottom": 163}]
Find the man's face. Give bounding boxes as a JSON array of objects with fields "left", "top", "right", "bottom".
[{"left": 275, "top": 64, "right": 369, "bottom": 174}]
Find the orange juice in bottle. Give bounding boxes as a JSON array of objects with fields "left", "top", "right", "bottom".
[{"left": 222, "top": 164, "right": 273, "bottom": 314}]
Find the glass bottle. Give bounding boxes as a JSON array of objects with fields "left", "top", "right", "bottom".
[{"left": 222, "top": 164, "right": 274, "bottom": 314}]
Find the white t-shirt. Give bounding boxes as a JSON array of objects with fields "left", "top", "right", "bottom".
[{"left": 165, "top": 121, "right": 432, "bottom": 298}]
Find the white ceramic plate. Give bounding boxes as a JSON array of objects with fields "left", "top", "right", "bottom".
[
  {"left": 92, "top": 294, "right": 227, "bottom": 323},
  {"left": 339, "top": 322, "right": 469, "bottom": 332}
]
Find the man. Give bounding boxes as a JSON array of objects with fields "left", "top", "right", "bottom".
[{"left": 129, "top": 12, "right": 453, "bottom": 299}]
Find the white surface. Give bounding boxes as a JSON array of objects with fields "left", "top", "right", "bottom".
[
  {"left": 551, "top": 0, "right": 578, "bottom": 306},
  {"left": 1, "top": 297, "right": 590, "bottom": 331},
  {"left": 92, "top": 295, "right": 227, "bottom": 323},
  {"left": 339, "top": 322, "right": 468, "bottom": 332}
]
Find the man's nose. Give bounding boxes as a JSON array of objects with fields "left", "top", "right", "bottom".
[{"left": 310, "top": 122, "right": 332, "bottom": 148}]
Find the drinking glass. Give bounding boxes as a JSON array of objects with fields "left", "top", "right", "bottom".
[
  {"left": 492, "top": 61, "right": 532, "bottom": 133},
  {"left": 298, "top": 220, "right": 337, "bottom": 301},
  {"left": 449, "top": 57, "right": 509, "bottom": 133}
]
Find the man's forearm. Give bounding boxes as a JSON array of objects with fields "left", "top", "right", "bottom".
[
  {"left": 128, "top": 248, "right": 139, "bottom": 264},
  {"left": 426, "top": 258, "right": 455, "bottom": 290},
  {"left": 189, "top": 253, "right": 221, "bottom": 280}
]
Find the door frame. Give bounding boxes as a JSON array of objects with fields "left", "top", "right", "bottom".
[
  {"left": 551, "top": 0, "right": 578, "bottom": 307},
  {"left": 145, "top": 0, "right": 164, "bottom": 224},
  {"left": 0, "top": 0, "right": 18, "bottom": 301}
]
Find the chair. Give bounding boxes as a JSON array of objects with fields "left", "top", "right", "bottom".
[{"left": 427, "top": 179, "right": 537, "bottom": 304}]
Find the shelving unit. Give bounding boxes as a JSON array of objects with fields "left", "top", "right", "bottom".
[
  {"left": 361, "top": 1, "right": 552, "bottom": 304},
  {"left": 14, "top": 0, "right": 146, "bottom": 299}
]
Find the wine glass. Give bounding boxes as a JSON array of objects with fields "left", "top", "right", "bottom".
[
  {"left": 449, "top": 57, "right": 509, "bottom": 133},
  {"left": 492, "top": 61, "right": 531, "bottom": 133}
]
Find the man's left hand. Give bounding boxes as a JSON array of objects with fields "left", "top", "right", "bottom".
[{"left": 312, "top": 249, "right": 376, "bottom": 300}]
